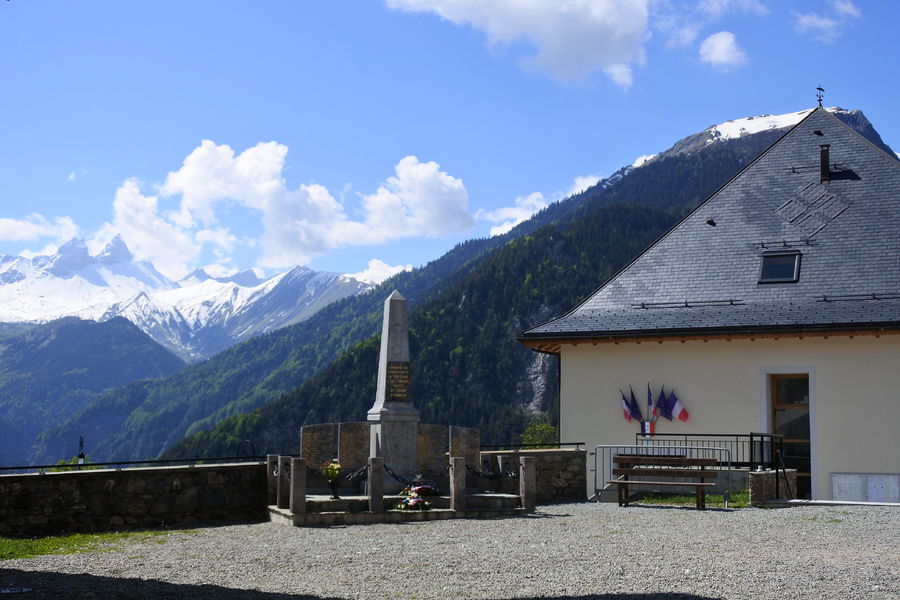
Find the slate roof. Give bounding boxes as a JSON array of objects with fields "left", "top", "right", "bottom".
[{"left": 521, "top": 108, "right": 900, "bottom": 346}]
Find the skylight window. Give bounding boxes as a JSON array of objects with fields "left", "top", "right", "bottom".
[{"left": 759, "top": 250, "right": 801, "bottom": 283}]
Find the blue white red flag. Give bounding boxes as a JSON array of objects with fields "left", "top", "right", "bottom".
[
  {"left": 640, "top": 420, "right": 655, "bottom": 436},
  {"left": 670, "top": 390, "right": 690, "bottom": 422},
  {"left": 621, "top": 389, "right": 633, "bottom": 422},
  {"left": 657, "top": 386, "right": 673, "bottom": 421},
  {"left": 648, "top": 384, "right": 658, "bottom": 419}
]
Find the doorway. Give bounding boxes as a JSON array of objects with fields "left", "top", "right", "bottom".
[{"left": 770, "top": 374, "right": 811, "bottom": 498}]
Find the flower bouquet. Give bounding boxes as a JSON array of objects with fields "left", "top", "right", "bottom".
[
  {"left": 321, "top": 460, "right": 341, "bottom": 499},
  {"left": 396, "top": 484, "right": 436, "bottom": 511}
]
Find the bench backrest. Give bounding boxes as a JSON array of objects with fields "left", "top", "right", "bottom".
[{"left": 612, "top": 455, "right": 718, "bottom": 467}]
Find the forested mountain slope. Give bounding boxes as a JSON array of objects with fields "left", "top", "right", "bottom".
[{"left": 0, "top": 317, "right": 184, "bottom": 464}]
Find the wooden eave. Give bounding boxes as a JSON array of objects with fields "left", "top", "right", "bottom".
[{"left": 520, "top": 326, "right": 900, "bottom": 355}]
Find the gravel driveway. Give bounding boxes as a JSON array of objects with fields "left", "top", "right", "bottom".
[{"left": 2, "top": 502, "right": 898, "bottom": 600}]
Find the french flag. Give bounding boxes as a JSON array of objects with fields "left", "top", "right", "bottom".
[
  {"left": 621, "top": 389, "right": 633, "bottom": 422},
  {"left": 648, "top": 384, "right": 658, "bottom": 419},
  {"left": 670, "top": 390, "right": 690, "bottom": 422}
]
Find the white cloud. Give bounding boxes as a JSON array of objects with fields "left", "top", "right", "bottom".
[
  {"left": 67, "top": 172, "right": 76, "bottom": 182},
  {"left": 0, "top": 214, "right": 78, "bottom": 243},
  {"left": 477, "top": 192, "right": 549, "bottom": 237},
  {"left": 831, "top": 0, "right": 860, "bottom": 18},
  {"left": 653, "top": 0, "right": 767, "bottom": 51},
  {"left": 794, "top": 13, "right": 840, "bottom": 42},
  {"left": 385, "top": 0, "right": 649, "bottom": 87},
  {"left": 358, "top": 155, "right": 473, "bottom": 241},
  {"left": 92, "top": 178, "right": 201, "bottom": 279},
  {"left": 699, "top": 31, "right": 747, "bottom": 69},
  {"left": 347, "top": 259, "right": 413, "bottom": 285},
  {"left": 795, "top": 0, "right": 859, "bottom": 43},
  {"left": 477, "top": 172, "right": 607, "bottom": 237},
  {"left": 567, "top": 174, "right": 603, "bottom": 196},
  {"left": 158, "top": 141, "right": 474, "bottom": 270},
  {"left": 696, "top": 0, "right": 768, "bottom": 19}
]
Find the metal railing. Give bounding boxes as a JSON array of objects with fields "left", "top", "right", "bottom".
[
  {"left": 633, "top": 432, "right": 783, "bottom": 469},
  {"left": 593, "top": 444, "right": 733, "bottom": 507},
  {"left": 480, "top": 442, "right": 585, "bottom": 450},
  {"left": 0, "top": 455, "right": 266, "bottom": 475}
]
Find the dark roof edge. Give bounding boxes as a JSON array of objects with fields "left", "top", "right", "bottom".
[
  {"left": 519, "top": 319, "right": 900, "bottom": 342},
  {"left": 825, "top": 108, "right": 900, "bottom": 166},
  {"left": 520, "top": 106, "right": 828, "bottom": 338}
]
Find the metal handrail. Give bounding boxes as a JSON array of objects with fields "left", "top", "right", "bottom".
[
  {"left": 480, "top": 442, "right": 584, "bottom": 450},
  {"left": 634, "top": 433, "right": 783, "bottom": 469},
  {"left": 0, "top": 455, "right": 266, "bottom": 475}
]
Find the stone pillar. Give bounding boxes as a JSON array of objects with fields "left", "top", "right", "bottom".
[
  {"left": 519, "top": 456, "right": 536, "bottom": 512},
  {"left": 450, "top": 456, "right": 466, "bottom": 512},
  {"left": 368, "top": 456, "right": 384, "bottom": 513},
  {"left": 266, "top": 454, "right": 278, "bottom": 506},
  {"left": 277, "top": 455, "right": 291, "bottom": 509},
  {"left": 749, "top": 468, "right": 798, "bottom": 506},
  {"left": 367, "top": 291, "right": 420, "bottom": 492},
  {"left": 289, "top": 458, "right": 306, "bottom": 515},
  {"left": 450, "top": 426, "right": 480, "bottom": 490}
]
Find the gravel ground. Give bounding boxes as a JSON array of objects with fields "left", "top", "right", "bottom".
[{"left": 1, "top": 502, "right": 898, "bottom": 600}]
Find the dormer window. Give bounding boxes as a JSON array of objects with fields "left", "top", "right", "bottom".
[{"left": 759, "top": 250, "right": 801, "bottom": 283}]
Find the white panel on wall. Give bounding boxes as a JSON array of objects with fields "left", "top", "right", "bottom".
[
  {"left": 832, "top": 474, "right": 866, "bottom": 501},
  {"left": 832, "top": 473, "right": 900, "bottom": 502}
]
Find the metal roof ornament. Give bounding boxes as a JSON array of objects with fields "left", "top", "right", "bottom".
[{"left": 816, "top": 85, "right": 825, "bottom": 107}]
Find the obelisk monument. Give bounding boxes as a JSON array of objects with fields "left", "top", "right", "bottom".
[{"left": 368, "top": 291, "right": 419, "bottom": 490}]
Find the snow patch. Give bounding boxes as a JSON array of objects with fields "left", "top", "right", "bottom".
[{"left": 707, "top": 106, "right": 842, "bottom": 141}]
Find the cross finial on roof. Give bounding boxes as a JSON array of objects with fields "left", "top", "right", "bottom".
[{"left": 816, "top": 85, "right": 825, "bottom": 107}]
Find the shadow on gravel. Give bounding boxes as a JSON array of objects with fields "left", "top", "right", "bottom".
[
  {"left": 0, "top": 569, "right": 725, "bottom": 600},
  {"left": 511, "top": 596, "right": 721, "bottom": 600},
  {"left": 1, "top": 569, "right": 336, "bottom": 600},
  {"left": 621, "top": 505, "right": 735, "bottom": 513}
]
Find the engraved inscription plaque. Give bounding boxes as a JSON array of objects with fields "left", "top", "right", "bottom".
[{"left": 386, "top": 361, "right": 410, "bottom": 401}]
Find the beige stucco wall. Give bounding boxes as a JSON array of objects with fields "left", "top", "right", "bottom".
[{"left": 559, "top": 334, "right": 900, "bottom": 500}]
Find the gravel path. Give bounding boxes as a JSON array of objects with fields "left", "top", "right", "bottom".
[{"left": 2, "top": 502, "right": 898, "bottom": 600}]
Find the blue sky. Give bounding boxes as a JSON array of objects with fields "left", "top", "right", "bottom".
[{"left": 1, "top": 0, "right": 896, "bottom": 283}]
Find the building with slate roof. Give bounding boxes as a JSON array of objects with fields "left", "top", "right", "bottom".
[{"left": 520, "top": 107, "right": 900, "bottom": 501}]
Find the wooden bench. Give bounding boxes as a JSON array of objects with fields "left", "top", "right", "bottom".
[{"left": 608, "top": 455, "right": 719, "bottom": 509}]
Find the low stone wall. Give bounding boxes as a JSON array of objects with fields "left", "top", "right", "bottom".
[
  {"left": 480, "top": 448, "right": 586, "bottom": 502},
  {"left": 0, "top": 462, "right": 266, "bottom": 538}
]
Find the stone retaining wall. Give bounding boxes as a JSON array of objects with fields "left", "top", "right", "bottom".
[
  {"left": 0, "top": 462, "right": 266, "bottom": 538},
  {"left": 480, "top": 448, "right": 586, "bottom": 501}
]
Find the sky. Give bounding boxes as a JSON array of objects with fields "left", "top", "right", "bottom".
[{"left": 1, "top": 0, "right": 897, "bottom": 284}]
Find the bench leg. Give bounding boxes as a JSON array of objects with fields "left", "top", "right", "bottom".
[{"left": 695, "top": 485, "right": 706, "bottom": 510}]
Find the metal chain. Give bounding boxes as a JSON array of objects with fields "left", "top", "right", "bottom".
[
  {"left": 465, "top": 460, "right": 519, "bottom": 481},
  {"left": 383, "top": 463, "right": 416, "bottom": 487},
  {"left": 343, "top": 464, "right": 369, "bottom": 481}
]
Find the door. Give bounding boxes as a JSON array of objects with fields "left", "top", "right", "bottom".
[{"left": 770, "top": 374, "right": 811, "bottom": 498}]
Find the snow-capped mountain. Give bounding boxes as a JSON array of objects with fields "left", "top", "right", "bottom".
[
  {"left": 645, "top": 106, "right": 896, "bottom": 164},
  {"left": 0, "top": 236, "right": 374, "bottom": 361}
]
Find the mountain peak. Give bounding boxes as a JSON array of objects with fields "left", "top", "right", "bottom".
[
  {"left": 180, "top": 268, "right": 211, "bottom": 285},
  {"left": 47, "top": 238, "right": 93, "bottom": 276},
  {"left": 215, "top": 269, "right": 265, "bottom": 287},
  {"left": 97, "top": 235, "right": 133, "bottom": 265}
]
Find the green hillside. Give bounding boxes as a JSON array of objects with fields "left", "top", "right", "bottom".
[{"left": 0, "top": 317, "right": 184, "bottom": 464}]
